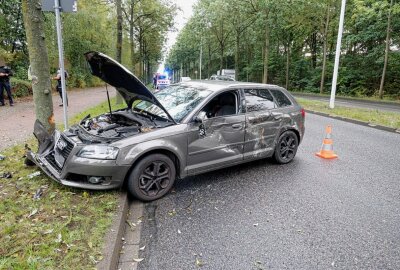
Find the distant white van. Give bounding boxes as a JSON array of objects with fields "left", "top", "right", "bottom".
[{"left": 217, "top": 69, "right": 235, "bottom": 79}]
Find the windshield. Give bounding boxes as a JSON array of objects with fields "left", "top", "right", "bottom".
[{"left": 133, "top": 85, "right": 212, "bottom": 123}]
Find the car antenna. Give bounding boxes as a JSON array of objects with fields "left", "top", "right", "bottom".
[{"left": 105, "top": 83, "right": 112, "bottom": 116}]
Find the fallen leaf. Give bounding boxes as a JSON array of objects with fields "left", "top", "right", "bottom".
[
  {"left": 195, "top": 258, "right": 204, "bottom": 267},
  {"left": 83, "top": 191, "right": 89, "bottom": 198},
  {"left": 28, "top": 209, "right": 38, "bottom": 218},
  {"left": 55, "top": 233, "right": 62, "bottom": 243},
  {"left": 43, "top": 229, "right": 54, "bottom": 235}
]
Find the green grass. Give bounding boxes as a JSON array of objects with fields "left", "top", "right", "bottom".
[
  {"left": 0, "top": 99, "right": 127, "bottom": 269},
  {"left": 290, "top": 90, "right": 400, "bottom": 104},
  {"left": 297, "top": 98, "right": 400, "bottom": 130}
]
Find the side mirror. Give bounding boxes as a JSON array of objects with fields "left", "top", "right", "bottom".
[{"left": 194, "top": 111, "right": 207, "bottom": 123}]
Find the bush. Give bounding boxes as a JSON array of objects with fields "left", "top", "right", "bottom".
[{"left": 10, "top": 78, "right": 32, "bottom": 97}]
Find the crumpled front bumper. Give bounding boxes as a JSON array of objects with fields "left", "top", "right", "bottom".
[{"left": 26, "top": 120, "right": 130, "bottom": 190}]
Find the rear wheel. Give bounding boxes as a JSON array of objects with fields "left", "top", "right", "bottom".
[
  {"left": 127, "top": 154, "right": 176, "bottom": 201},
  {"left": 273, "top": 130, "right": 298, "bottom": 164}
]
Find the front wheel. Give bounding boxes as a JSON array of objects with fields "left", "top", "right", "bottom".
[
  {"left": 127, "top": 154, "right": 176, "bottom": 201},
  {"left": 273, "top": 130, "right": 299, "bottom": 164}
]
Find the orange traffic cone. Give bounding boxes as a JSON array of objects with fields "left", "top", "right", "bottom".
[{"left": 315, "top": 125, "right": 338, "bottom": 159}]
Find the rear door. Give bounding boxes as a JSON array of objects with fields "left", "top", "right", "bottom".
[{"left": 243, "top": 88, "right": 282, "bottom": 159}]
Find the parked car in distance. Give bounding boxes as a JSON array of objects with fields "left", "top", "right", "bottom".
[
  {"left": 27, "top": 51, "right": 305, "bottom": 202},
  {"left": 210, "top": 74, "right": 235, "bottom": 81},
  {"left": 180, "top": 76, "right": 191, "bottom": 82}
]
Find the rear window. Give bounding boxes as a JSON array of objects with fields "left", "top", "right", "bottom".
[
  {"left": 244, "top": 89, "right": 277, "bottom": 112},
  {"left": 270, "top": 89, "right": 292, "bottom": 107}
]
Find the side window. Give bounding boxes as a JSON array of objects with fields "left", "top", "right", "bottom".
[
  {"left": 244, "top": 89, "right": 276, "bottom": 112},
  {"left": 201, "top": 91, "right": 238, "bottom": 118},
  {"left": 270, "top": 89, "right": 292, "bottom": 107}
]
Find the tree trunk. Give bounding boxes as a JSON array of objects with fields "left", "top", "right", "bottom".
[
  {"left": 115, "top": 0, "right": 123, "bottom": 104},
  {"left": 310, "top": 32, "right": 317, "bottom": 69},
  {"left": 234, "top": 32, "right": 240, "bottom": 81},
  {"left": 320, "top": 5, "right": 331, "bottom": 94},
  {"left": 262, "top": 14, "right": 270, "bottom": 84},
  {"left": 129, "top": 1, "right": 135, "bottom": 72},
  {"left": 379, "top": 0, "right": 394, "bottom": 99},
  {"left": 285, "top": 44, "right": 290, "bottom": 90},
  {"left": 207, "top": 42, "right": 211, "bottom": 78},
  {"left": 21, "top": 0, "right": 54, "bottom": 133},
  {"left": 219, "top": 44, "right": 224, "bottom": 74}
]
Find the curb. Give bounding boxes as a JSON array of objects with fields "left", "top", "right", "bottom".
[
  {"left": 97, "top": 191, "right": 129, "bottom": 270},
  {"left": 306, "top": 109, "right": 400, "bottom": 134}
]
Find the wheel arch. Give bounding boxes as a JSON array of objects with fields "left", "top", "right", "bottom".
[{"left": 122, "top": 148, "right": 182, "bottom": 187}]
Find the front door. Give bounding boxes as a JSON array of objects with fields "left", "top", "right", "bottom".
[{"left": 187, "top": 90, "right": 245, "bottom": 174}]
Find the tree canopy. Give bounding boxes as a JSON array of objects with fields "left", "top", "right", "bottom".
[{"left": 166, "top": 0, "right": 400, "bottom": 99}]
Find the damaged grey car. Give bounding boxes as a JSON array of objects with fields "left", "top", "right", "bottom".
[{"left": 27, "top": 51, "right": 305, "bottom": 201}]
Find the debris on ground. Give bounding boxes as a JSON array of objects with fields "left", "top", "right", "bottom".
[
  {"left": 33, "top": 188, "right": 44, "bottom": 200},
  {"left": 27, "top": 171, "right": 41, "bottom": 179},
  {"left": 133, "top": 258, "right": 144, "bottom": 262},
  {"left": 195, "top": 257, "right": 204, "bottom": 267},
  {"left": 0, "top": 154, "right": 5, "bottom": 160},
  {"left": 27, "top": 208, "right": 38, "bottom": 218},
  {"left": 0, "top": 172, "right": 12, "bottom": 178},
  {"left": 126, "top": 220, "right": 137, "bottom": 230}
]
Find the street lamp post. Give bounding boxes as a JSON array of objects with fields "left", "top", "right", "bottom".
[{"left": 329, "top": 0, "right": 347, "bottom": 109}]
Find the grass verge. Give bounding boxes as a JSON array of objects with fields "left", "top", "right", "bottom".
[
  {"left": 297, "top": 98, "right": 400, "bottom": 129},
  {"left": 0, "top": 99, "right": 127, "bottom": 269}
]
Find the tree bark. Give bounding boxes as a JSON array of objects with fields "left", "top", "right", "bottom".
[
  {"left": 379, "top": 0, "right": 394, "bottom": 99},
  {"left": 129, "top": 1, "right": 135, "bottom": 72},
  {"left": 115, "top": 0, "right": 123, "bottom": 104},
  {"left": 234, "top": 32, "right": 240, "bottom": 81},
  {"left": 320, "top": 5, "right": 331, "bottom": 94},
  {"left": 285, "top": 44, "right": 290, "bottom": 90},
  {"left": 21, "top": 0, "right": 54, "bottom": 133},
  {"left": 262, "top": 11, "right": 270, "bottom": 84}
]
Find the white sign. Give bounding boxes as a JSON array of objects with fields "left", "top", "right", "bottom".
[{"left": 41, "top": 0, "right": 77, "bottom": 12}]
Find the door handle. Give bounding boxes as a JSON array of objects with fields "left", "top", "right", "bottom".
[{"left": 231, "top": 124, "right": 242, "bottom": 129}]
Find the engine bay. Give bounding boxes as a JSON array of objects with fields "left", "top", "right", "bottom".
[{"left": 78, "top": 110, "right": 155, "bottom": 141}]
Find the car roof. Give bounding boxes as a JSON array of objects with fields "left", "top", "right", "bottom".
[{"left": 176, "top": 80, "right": 286, "bottom": 92}]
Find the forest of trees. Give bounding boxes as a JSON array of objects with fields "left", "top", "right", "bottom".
[
  {"left": 166, "top": 0, "right": 400, "bottom": 99},
  {"left": 1, "top": 0, "right": 399, "bottom": 99},
  {"left": 0, "top": 0, "right": 176, "bottom": 95}
]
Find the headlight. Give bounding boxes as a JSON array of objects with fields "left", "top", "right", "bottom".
[{"left": 77, "top": 145, "right": 119, "bottom": 160}]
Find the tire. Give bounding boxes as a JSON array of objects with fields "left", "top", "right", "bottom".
[
  {"left": 273, "top": 130, "right": 299, "bottom": 164},
  {"left": 127, "top": 154, "right": 176, "bottom": 201}
]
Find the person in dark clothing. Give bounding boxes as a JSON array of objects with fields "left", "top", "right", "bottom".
[
  {"left": 0, "top": 65, "right": 14, "bottom": 106},
  {"left": 53, "top": 69, "right": 68, "bottom": 106},
  {"left": 153, "top": 73, "right": 157, "bottom": 89}
]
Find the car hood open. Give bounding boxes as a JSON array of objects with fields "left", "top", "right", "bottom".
[{"left": 84, "top": 51, "right": 175, "bottom": 123}]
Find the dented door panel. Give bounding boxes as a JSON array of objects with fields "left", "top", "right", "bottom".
[
  {"left": 244, "top": 109, "right": 281, "bottom": 159},
  {"left": 187, "top": 114, "right": 246, "bottom": 174}
]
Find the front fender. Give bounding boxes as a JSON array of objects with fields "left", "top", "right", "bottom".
[{"left": 117, "top": 138, "right": 187, "bottom": 177}]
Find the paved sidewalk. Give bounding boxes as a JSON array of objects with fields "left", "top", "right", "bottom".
[{"left": 0, "top": 87, "right": 116, "bottom": 151}]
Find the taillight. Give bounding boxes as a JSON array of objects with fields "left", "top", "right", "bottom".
[{"left": 301, "top": 108, "right": 305, "bottom": 118}]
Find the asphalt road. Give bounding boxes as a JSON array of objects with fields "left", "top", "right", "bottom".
[
  {"left": 138, "top": 113, "right": 400, "bottom": 270},
  {"left": 292, "top": 93, "right": 400, "bottom": 113}
]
